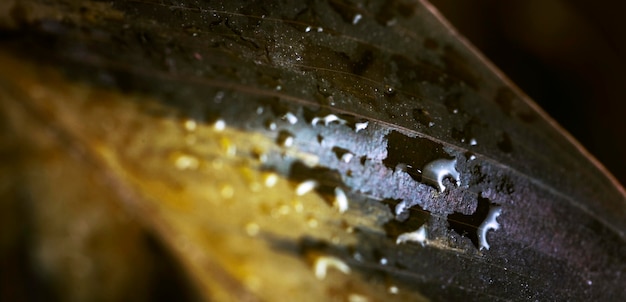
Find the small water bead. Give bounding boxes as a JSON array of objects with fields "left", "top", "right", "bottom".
[
  {"left": 469, "top": 138, "right": 478, "bottom": 146},
  {"left": 354, "top": 121, "right": 368, "bottom": 132},
  {"left": 388, "top": 286, "right": 399, "bottom": 294},
  {"left": 334, "top": 187, "right": 349, "bottom": 213},
  {"left": 304, "top": 26, "right": 312, "bottom": 32},
  {"left": 396, "top": 225, "right": 428, "bottom": 246},
  {"left": 173, "top": 153, "right": 199, "bottom": 170},
  {"left": 282, "top": 112, "right": 298, "bottom": 124},
  {"left": 296, "top": 180, "right": 317, "bottom": 196},
  {"left": 478, "top": 206, "right": 502, "bottom": 250},
  {"left": 317, "top": 27, "right": 323, "bottom": 32},
  {"left": 214, "top": 119, "right": 226, "bottom": 131},
  {"left": 276, "top": 130, "right": 294, "bottom": 147},
  {"left": 313, "top": 256, "right": 351, "bottom": 280},
  {"left": 422, "top": 158, "right": 460, "bottom": 192},
  {"left": 379, "top": 257, "right": 388, "bottom": 265},
  {"left": 340, "top": 153, "right": 354, "bottom": 163},
  {"left": 469, "top": 154, "right": 477, "bottom": 161},
  {"left": 311, "top": 114, "right": 347, "bottom": 126},
  {"left": 352, "top": 14, "right": 362, "bottom": 25},
  {"left": 264, "top": 173, "right": 278, "bottom": 188}
]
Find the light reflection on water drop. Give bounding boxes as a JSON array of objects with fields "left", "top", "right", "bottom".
[
  {"left": 334, "top": 187, "right": 349, "bottom": 213},
  {"left": 422, "top": 158, "right": 460, "bottom": 192},
  {"left": 388, "top": 286, "right": 399, "bottom": 294},
  {"left": 214, "top": 119, "right": 226, "bottom": 131},
  {"left": 313, "top": 255, "right": 351, "bottom": 280},
  {"left": 311, "top": 114, "right": 347, "bottom": 126},
  {"left": 354, "top": 121, "right": 368, "bottom": 132},
  {"left": 296, "top": 180, "right": 317, "bottom": 196},
  {"left": 352, "top": 14, "right": 362, "bottom": 25},
  {"left": 173, "top": 153, "right": 199, "bottom": 170},
  {"left": 396, "top": 225, "right": 428, "bottom": 246},
  {"left": 478, "top": 206, "right": 502, "bottom": 250}
]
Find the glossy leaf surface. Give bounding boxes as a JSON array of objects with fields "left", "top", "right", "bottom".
[{"left": 1, "top": 0, "right": 624, "bottom": 301}]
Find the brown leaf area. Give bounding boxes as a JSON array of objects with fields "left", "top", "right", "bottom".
[{"left": 1, "top": 0, "right": 625, "bottom": 301}]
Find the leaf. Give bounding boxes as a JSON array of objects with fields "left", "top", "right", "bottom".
[{"left": 1, "top": 0, "right": 624, "bottom": 301}]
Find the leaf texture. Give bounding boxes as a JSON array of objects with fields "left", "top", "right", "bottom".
[{"left": 1, "top": 0, "right": 625, "bottom": 301}]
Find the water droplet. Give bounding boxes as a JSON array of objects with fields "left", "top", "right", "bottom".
[
  {"left": 311, "top": 114, "right": 347, "bottom": 126},
  {"left": 282, "top": 112, "right": 298, "bottom": 124},
  {"left": 352, "top": 14, "right": 362, "bottom": 25},
  {"left": 422, "top": 158, "right": 460, "bottom": 192},
  {"left": 296, "top": 180, "right": 317, "bottom": 196},
  {"left": 173, "top": 153, "right": 199, "bottom": 170},
  {"left": 313, "top": 256, "right": 351, "bottom": 279},
  {"left": 384, "top": 85, "right": 396, "bottom": 95},
  {"left": 388, "top": 286, "right": 399, "bottom": 294},
  {"left": 354, "top": 121, "right": 368, "bottom": 132},
  {"left": 245, "top": 223, "right": 260, "bottom": 236},
  {"left": 469, "top": 138, "right": 478, "bottom": 146},
  {"left": 214, "top": 119, "right": 226, "bottom": 131},
  {"left": 183, "top": 119, "right": 196, "bottom": 131},
  {"left": 469, "top": 154, "right": 476, "bottom": 161},
  {"left": 478, "top": 206, "right": 502, "bottom": 250},
  {"left": 220, "top": 184, "right": 234, "bottom": 199},
  {"left": 304, "top": 26, "right": 312, "bottom": 32},
  {"left": 587, "top": 280, "right": 593, "bottom": 286},
  {"left": 334, "top": 187, "right": 349, "bottom": 213},
  {"left": 256, "top": 106, "right": 264, "bottom": 115},
  {"left": 276, "top": 130, "right": 294, "bottom": 147},
  {"left": 396, "top": 225, "right": 428, "bottom": 246},
  {"left": 276, "top": 85, "right": 282, "bottom": 91},
  {"left": 264, "top": 173, "right": 278, "bottom": 188},
  {"left": 379, "top": 257, "right": 388, "bottom": 265},
  {"left": 317, "top": 27, "right": 323, "bottom": 32}
]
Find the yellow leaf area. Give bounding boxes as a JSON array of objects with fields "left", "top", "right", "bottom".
[{"left": 0, "top": 51, "right": 428, "bottom": 302}]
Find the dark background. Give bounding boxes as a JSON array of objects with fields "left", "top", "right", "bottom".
[{"left": 430, "top": 0, "right": 626, "bottom": 187}]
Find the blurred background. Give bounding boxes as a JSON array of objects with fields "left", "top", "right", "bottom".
[{"left": 430, "top": 0, "right": 626, "bottom": 187}]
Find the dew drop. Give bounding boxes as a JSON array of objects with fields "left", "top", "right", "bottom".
[
  {"left": 280, "top": 112, "right": 297, "bottom": 125},
  {"left": 276, "top": 130, "right": 294, "bottom": 147},
  {"left": 214, "top": 119, "right": 226, "bottom": 131},
  {"left": 587, "top": 280, "right": 593, "bottom": 286},
  {"left": 469, "top": 154, "right": 476, "bottom": 161},
  {"left": 264, "top": 173, "right": 278, "bottom": 188},
  {"left": 379, "top": 257, "right": 388, "bottom": 265},
  {"left": 341, "top": 153, "right": 354, "bottom": 163},
  {"left": 396, "top": 225, "right": 428, "bottom": 246},
  {"left": 304, "top": 26, "right": 312, "bottom": 32},
  {"left": 469, "top": 138, "right": 478, "bottom": 146},
  {"left": 311, "top": 114, "right": 347, "bottom": 126},
  {"left": 422, "top": 158, "right": 460, "bottom": 192},
  {"left": 256, "top": 106, "right": 264, "bottom": 115},
  {"left": 384, "top": 85, "right": 396, "bottom": 95},
  {"left": 354, "top": 121, "right": 368, "bottom": 132},
  {"left": 173, "top": 153, "right": 199, "bottom": 170},
  {"left": 317, "top": 27, "right": 323, "bottom": 32},
  {"left": 478, "top": 206, "right": 502, "bottom": 250},
  {"left": 388, "top": 286, "right": 399, "bottom": 294},
  {"left": 313, "top": 256, "right": 351, "bottom": 280},
  {"left": 296, "top": 180, "right": 317, "bottom": 196},
  {"left": 334, "top": 187, "right": 349, "bottom": 213},
  {"left": 352, "top": 13, "right": 362, "bottom": 25}
]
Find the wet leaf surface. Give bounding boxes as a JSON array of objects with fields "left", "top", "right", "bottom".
[{"left": 1, "top": 0, "right": 625, "bottom": 301}]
